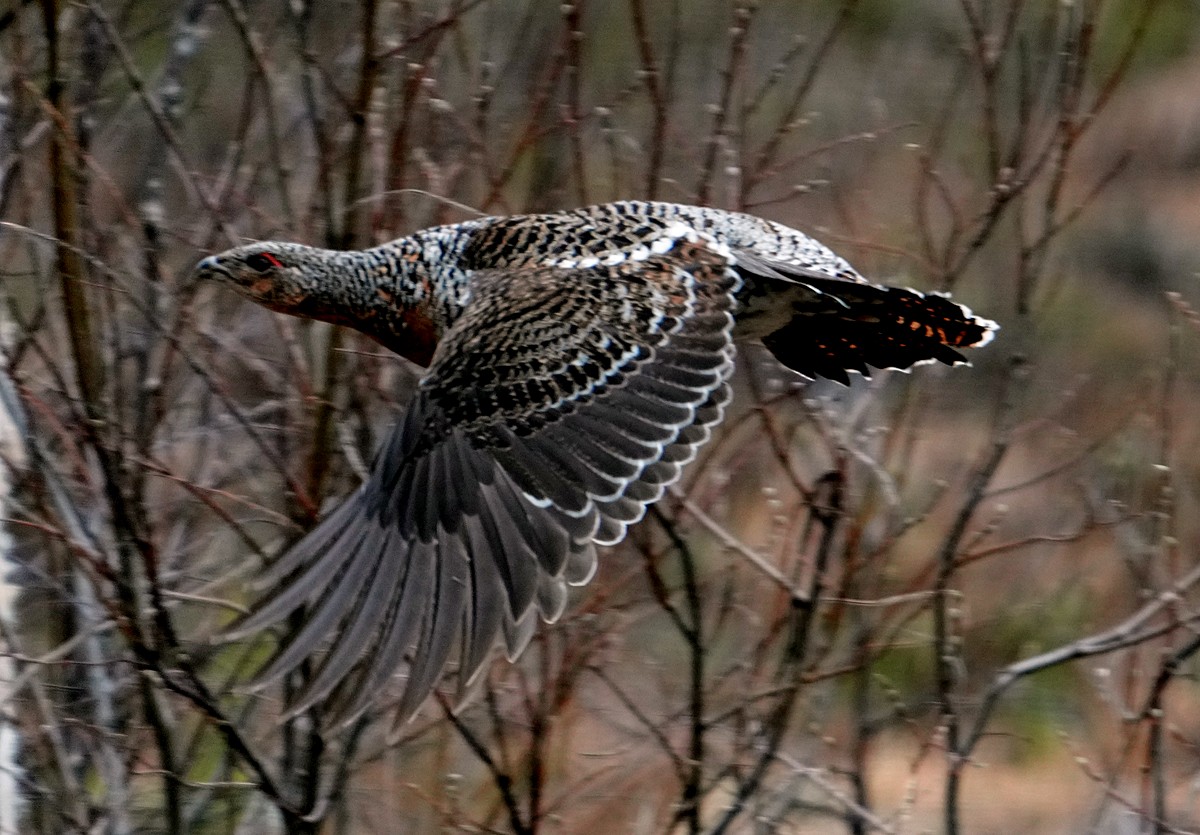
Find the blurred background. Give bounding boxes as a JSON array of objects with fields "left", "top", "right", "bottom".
[{"left": 4, "top": 0, "right": 1200, "bottom": 832}]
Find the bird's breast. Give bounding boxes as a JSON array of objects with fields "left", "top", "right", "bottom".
[{"left": 370, "top": 298, "right": 441, "bottom": 367}]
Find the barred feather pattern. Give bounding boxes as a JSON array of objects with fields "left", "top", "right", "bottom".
[
  {"left": 196, "top": 200, "right": 997, "bottom": 724},
  {"left": 217, "top": 232, "right": 740, "bottom": 723}
]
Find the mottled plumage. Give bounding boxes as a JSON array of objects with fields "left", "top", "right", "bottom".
[{"left": 196, "top": 200, "right": 996, "bottom": 724}]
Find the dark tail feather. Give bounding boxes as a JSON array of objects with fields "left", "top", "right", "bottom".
[{"left": 762, "top": 280, "right": 997, "bottom": 383}]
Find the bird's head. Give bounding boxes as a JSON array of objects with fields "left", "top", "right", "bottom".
[{"left": 194, "top": 242, "right": 327, "bottom": 315}]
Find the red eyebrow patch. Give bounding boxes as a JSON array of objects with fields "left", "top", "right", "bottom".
[{"left": 245, "top": 251, "right": 284, "bottom": 272}]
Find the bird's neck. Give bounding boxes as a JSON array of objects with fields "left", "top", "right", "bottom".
[{"left": 293, "top": 230, "right": 475, "bottom": 368}]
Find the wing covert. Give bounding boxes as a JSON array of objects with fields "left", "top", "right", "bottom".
[{"left": 223, "top": 233, "right": 741, "bottom": 724}]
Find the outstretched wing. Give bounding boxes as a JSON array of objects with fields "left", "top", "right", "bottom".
[{"left": 223, "top": 233, "right": 740, "bottom": 724}]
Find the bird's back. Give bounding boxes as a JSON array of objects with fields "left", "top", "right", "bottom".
[{"left": 406, "top": 200, "right": 992, "bottom": 381}]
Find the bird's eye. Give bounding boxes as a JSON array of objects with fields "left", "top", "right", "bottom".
[{"left": 246, "top": 252, "right": 282, "bottom": 272}]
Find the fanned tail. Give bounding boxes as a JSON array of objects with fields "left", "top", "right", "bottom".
[{"left": 761, "top": 278, "right": 998, "bottom": 385}]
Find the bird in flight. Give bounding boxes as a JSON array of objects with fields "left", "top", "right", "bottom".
[{"left": 196, "top": 200, "right": 996, "bottom": 724}]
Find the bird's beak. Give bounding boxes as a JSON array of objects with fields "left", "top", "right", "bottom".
[{"left": 194, "top": 255, "right": 228, "bottom": 281}]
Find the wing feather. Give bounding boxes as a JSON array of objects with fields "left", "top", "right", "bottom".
[
  {"left": 226, "top": 236, "right": 741, "bottom": 724},
  {"left": 285, "top": 523, "right": 398, "bottom": 714}
]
